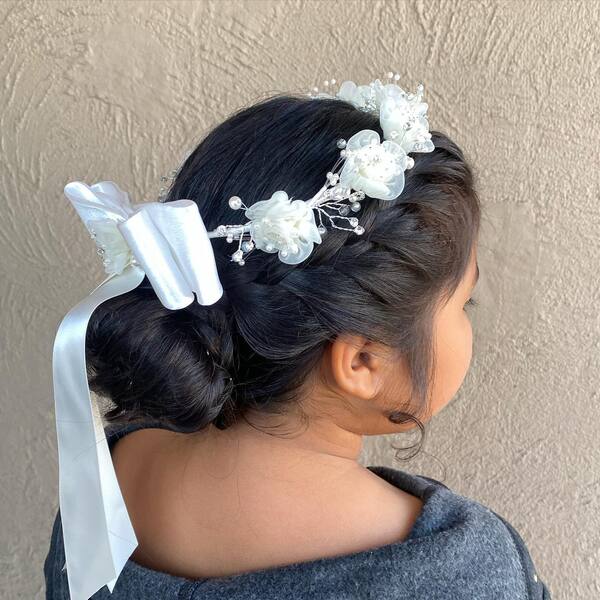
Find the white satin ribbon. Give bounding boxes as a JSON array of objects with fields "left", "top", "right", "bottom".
[{"left": 53, "top": 181, "right": 224, "bottom": 599}]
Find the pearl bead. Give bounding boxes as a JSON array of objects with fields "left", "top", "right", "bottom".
[
  {"left": 349, "top": 217, "right": 359, "bottom": 227},
  {"left": 317, "top": 225, "right": 327, "bottom": 234},
  {"left": 232, "top": 249, "right": 244, "bottom": 262},
  {"left": 337, "top": 139, "right": 347, "bottom": 149},
  {"left": 228, "top": 196, "right": 242, "bottom": 210},
  {"left": 351, "top": 202, "right": 361, "bottom": 212},
  {"left": 354, "top": 225, "right": 365, "bottom": 235}
]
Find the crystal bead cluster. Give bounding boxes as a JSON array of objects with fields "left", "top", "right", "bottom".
[
  {"left": 87, "top": 219, "right": 136, "bottom": 275},
  {"left": 309, "top": 71, "right": 404, "bottom": 113},
  {"left": 157, "top": 169, "right": 178, "bottom": 202},
  {"left": 89, "top": 228, "right": 111, "bottom": 270}
]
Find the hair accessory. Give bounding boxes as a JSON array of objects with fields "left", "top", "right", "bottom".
[
  {"left": 207, "top": 71, "right": 434, "bottom": 265},
  {"left": 51, "top": 72, "right": 433, "bottom": 599},
  {"left": 52, "top": 181, "right": 223, "bottom": 600}
]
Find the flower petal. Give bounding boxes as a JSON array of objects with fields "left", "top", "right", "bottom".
[
  {"left": 337, "top": 80, "right": 358, "bottom": 102},
  {"left": 346, "top": 129, "right": 381, "bottom": 152}
]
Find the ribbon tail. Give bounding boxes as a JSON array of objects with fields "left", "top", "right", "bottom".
[{"left": 53, "top": 265, "right": 146, "bottom": 600}]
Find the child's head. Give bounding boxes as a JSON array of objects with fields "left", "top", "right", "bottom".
[{"left": 85, "top": 94, "right": 481, "bottom": 451}]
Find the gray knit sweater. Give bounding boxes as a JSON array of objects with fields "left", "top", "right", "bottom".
[{"left": 44, "top": 421, "right": 551, "bottom": 599}]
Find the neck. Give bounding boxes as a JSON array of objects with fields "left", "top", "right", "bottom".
[{"left": 180, "top": 406, "right": 366, "bottom": 479}]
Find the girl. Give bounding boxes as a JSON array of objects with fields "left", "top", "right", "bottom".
[{"left": 45, "top": 81, "right": 550, "bottom": 599}]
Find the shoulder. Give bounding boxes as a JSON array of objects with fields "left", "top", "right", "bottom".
[
  {"left": 428, "top": 476, "right": 551, "bottom": 599},
  {"left": 368, "top": 467, "right": 551, "bottom": 599},
  {"left": 484, "top": 506, "right": 552, "bottom": 599}
]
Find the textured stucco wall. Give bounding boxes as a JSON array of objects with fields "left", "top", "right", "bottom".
[{"left": 1, "top": 1, "right": 599, "bottom": 598}]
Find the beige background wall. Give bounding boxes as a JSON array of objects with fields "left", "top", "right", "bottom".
[{"left": 1, "top": 0, "right": 599, "bottom": 597}]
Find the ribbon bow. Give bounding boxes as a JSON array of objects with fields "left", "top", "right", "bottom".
[{"left": 53, "top": 181, "right": 223, "bottom": 600}]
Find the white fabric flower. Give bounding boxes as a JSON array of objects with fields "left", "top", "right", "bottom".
[
  {"left": 334, "top": 79, "right": 434, "bottom": 155},
  {"left": 336, "top": 80, "right": 377, "bottom": 111},
  {"left": 245, "top": 191, "right": 322, "bottom": 265},
  {"left": 86, "top": 217, "right": 134, "bottom": 275},
  {"left": 338, "top": 130, "right": 408, "bottom": 200},
  {"left": 336, "top": 79, "right": 405, "bottom": 113},
  {"left": 380, "top": 94, "right": 434, "bottom": 154}
]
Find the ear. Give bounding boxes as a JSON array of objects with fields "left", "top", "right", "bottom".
[{"left": 327, "top": 334, "right": 387, "bottom": 400}]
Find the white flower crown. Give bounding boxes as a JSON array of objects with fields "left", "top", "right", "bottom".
[
  {"left": 207, "top": 71, "right": 435, "bottom": 265},
  {"left": 87, "top": 72, "right": 435, "bottom": 275}
]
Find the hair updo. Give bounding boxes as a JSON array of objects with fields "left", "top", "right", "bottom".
[{"left": 85, "top": 93, "right": 480, "bottom": 455}]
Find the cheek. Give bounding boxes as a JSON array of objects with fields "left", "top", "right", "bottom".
[
  {"left": 461, "top": 314, "right": 474, "bottom": 371},
  {"left": 429, "top": 311, "right": 473, "bottom": 417}
]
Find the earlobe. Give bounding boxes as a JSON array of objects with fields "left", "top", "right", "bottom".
[{"left": 329, "top": 335, "right": 381, "bottom": 400}]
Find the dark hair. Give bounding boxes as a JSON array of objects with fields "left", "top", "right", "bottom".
[{"left": 85, "top": 93, "right": 480, "bottom": 458}]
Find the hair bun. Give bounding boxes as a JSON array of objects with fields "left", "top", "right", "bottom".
[{"left": 85, "top": 283, "right": 235, "bottom": 432}]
